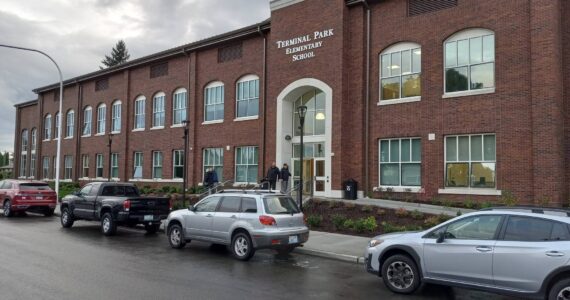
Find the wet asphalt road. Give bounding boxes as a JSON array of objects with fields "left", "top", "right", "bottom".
[{"left": 0, "top": 213, "right": 519, "bottom": 300}]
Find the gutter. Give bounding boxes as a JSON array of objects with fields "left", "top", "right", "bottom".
[{"left": 258, "top": 25, "right": 268, "bottom": 176}]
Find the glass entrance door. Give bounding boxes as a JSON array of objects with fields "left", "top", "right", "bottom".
[
  {"left": 291, "top": 142, "right": 325, "bottom": 196},
  {"left": 313, "top": 158, "right": 327, "bottom": 197}
]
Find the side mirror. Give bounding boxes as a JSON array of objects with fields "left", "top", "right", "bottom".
[
  {"left": 436, "top": 231, "right": 445, "bottom": 244},
  {"left": 73, "top": 190, "right": 81, "bottom": 196},
  {"left": 188, "top": 205, "right": 196, "bottom": 212}
]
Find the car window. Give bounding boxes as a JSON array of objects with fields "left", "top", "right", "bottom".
[
  {"left": 217, "top": 196, "right": 241, "bottom": 213},
  {"left": 19, "top": 183, "right": 51, "bottom": 191},
  {"left": 551, "top": 223, "right": 570, "bottom": 241},
  {"left": 79, "top": 185, "right": 92, "bottom": 196},
  {"left": 2, "top": 182, "right": 13, "bottom": 190},
  {"left": 503, "top": 216, "right": 563, "bottom": 242},
  {"left": 101, "top": 185, "right": 139, "bottom": 197},
  {"left": 0, "top": 181, "right": 5, "bottom": 189},
  {"left": 195, "top": 196, "right": 221, "bottom": 212},
  {"left": 240, "top": 198, "right": 258, "bottom": 213},
  {"left": 263, "top": 196, "right": 300, "bottom": 214},
  {"left": 445, "top": 215, "right": 502, "bottom": 240},
  {"left": 89, "top": 184, "right": 100, "bottom": 196}
]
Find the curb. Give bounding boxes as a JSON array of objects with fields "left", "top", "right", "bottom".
[{"left": 294, "top": 247, "right": 365, "bottom": 264}]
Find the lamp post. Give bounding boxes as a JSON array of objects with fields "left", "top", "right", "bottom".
[
  {"left": 107, "top": 133, "right": 113, "bottom": 181},
  {"left": 182, "top": 120, "right": 190, "bottom": 204},
  {"left": 0, "top": 44, "right": 63, "bottom": 199},
  {"left": 297, "top": 105, "right": 307, "bottom": 211}
]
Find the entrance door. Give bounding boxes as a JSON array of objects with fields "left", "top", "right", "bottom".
[
  {"left": 313, "top": 158, "right": 327, "bottom": 197},
  {"left": 291, "top": 158, "right": 314, "bottom": 195}
]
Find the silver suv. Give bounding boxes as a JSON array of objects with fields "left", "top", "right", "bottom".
[
  {"left": 164, "top": 190, "right": 309, "bottom": 261},
  {"left": 365, "top": 207, "right": 570, "bottom": 299}
]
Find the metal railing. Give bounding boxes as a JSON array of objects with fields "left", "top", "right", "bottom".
[{"left": 197, "top": 180, "right": 233, "bottom": 200}]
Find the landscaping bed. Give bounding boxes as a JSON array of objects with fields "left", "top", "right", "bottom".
[{"left": 303, "top": 199, "right": 453, "bottom": 238}]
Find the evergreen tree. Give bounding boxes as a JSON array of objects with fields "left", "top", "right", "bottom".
[
  {"left": 0, "top": 152, "right": 4, "bottom": 167},
  {"left": 100, "top": 40, "right": 130, "bottom": 69}
]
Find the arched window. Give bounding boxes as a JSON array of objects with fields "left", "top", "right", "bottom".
[
  {"left": 30, "top": 128, "right": 37, "bottom": 178},
  {"left": 152, "top": 92, "right": 165, "bottom": 128},
  {"left": 31, "top": 128, "right": 37, "bottom": 150},
  {"left": 66, "top": 109, "right": 75, "bottom": 138},
  {"left": 83, "top": 106, "right": 92, "bottom": 136},
  {"left": 111, "top": 100, "right": 121, "bottom": 132},
  {"left": 380, "top": 42, "right": 421, "bottom": 103},
  {"left": 134, "top": 96, "right": 146, "bottom": 129},
  {"left": 21, "top": 129, "right": 29, "bottom": 152},
  {"left": 44, "top": 114, "right": 52, "bottom": 140},
  {"left": 97, "top": 104, "right": 106, "bottom": 134},
  {"left": 204, "top": 81, "right": 224, "bottom": 122},
  {"left": 294, "top": 89, "right": 326, "bottom": 137},
  {"left": 444, "top": 28, "right": 495, "bottom": 94},
  {"left": 236, "top": 75, "right": 259, "bottom": 118},
  {"left": 54, "top": 112, "right": 61, "bottom": 139},
  {"left": 172, "top": 88, "right": 187, "bottom": 125},
  {"left": 20, "top": 129, "right": 28, "bottom": 177}
]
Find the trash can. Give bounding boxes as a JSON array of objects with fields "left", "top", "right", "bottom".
[{"left": 343, "top": 179, "right": 357, "bottom": 200}]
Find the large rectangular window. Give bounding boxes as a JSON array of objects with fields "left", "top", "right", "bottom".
[
  {"left": 54, "top": 113, "right": 60, "bottom": 139},
  {"left": 111, "top": 102, "right": 121, "bottom": 132},
  {"left": 83, "top": 107, "right": 92, "bottom": 136},
  {"left": 135, "top": 98, "right": 146, "bottom": 129},
  {"left": 173, "top": 89, "right": 187, "bottom": 125},
  {"left": 111, "top": 153, "right": 119, "bottom": 178},
  {"left": 20, "top": 153, "right": 27, "bottom": 178},
  {"left": 445, "top": 134, "right": 496, "bottom": 188},
  {"left": 64, "top": 155, "right": 73, "bottom": 180},
  {"left": 97, "top": 105, "right": 106, "bottom": 134},
  {"left": 66, "top": 110, "right": 75, "bottom": 138},
  {"left": 152, "top": 95, "right": 164, "bottom": 128},
  {"left": 42, "top": 157, "right": 50, "bottom": 179},
  {"left": 173, "top": 150, "right": 184, "bottom": 179},
  {"left": 30, "top": 153, "right": 36, "bottom": 178},
  {"left": 152, "top": 151, "right": 163, "bottom": 179},
  {"left": 82, "top": 154, "right": 89, "bottom": 178},
  {"left": 96, "top": 154, "right": 104, "bottom": 178},
  {"left": 133, "top": 152, "right": 143, "bottom": 179},
  {"left": 235, "top": 146, "right": 258, "bottom": 183},
  {"left": 205, "top": 84, "right": 224, "bottom": 122},
  {"left": 380, "top": 138, "right": 421, "bottom": 186},
  {"left": 203, "top": 148, "right": 223, "bottom": 182},
  {"left": 236, "top": 78, "right": 259, "bottom": 118},
  {"left": 380, "top": 45, "right": 421, "bottom": 101}
]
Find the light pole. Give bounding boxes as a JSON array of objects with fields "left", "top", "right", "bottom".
[
  {"left": 107, "top": 133, "right": 113, "bottom": 181},
  {"left": 182, "top": 120, "right": 190, "bottom": 204},
  {"left": 297, "top": 105, "right": 307, "bottom": 211},
  {"left": 0, "top": 44, "right": 63, "bottom": 199}
]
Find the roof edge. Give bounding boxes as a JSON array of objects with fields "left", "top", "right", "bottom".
[{"left": 14, "top": 99, "right": 39, "bottom": 108}]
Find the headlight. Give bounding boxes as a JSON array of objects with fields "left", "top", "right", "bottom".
[{"left": 368, "top": 239, "right": 384, "bottom": 247}]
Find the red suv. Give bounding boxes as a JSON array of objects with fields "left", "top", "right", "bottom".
[{"left": 0, "top": 180, "right": 57, "bottom": 217}]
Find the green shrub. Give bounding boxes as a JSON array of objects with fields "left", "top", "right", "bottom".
[
  {"left": 306, "top": 215, "right": 323, "bottom": 228},
  {"left": 438, "top": 213, "right": 453, "bottom": 223},
  {"left": 352, "top": 216, "right": 378, "bottom": 233},
  {"left": 332, "top": 214, "right": 347, "bottom": 230},
  {"left": 382, "top": 222, "right": 406, "bottom": 234},
  {"left": 480, "top": 201, "right": 492, "bottom": 209},
  {"left": 500, "top": 190, "right": 518, "bottom": 207},
  {"left": 361, "top": 205, "right": 373, "bottom": 213},
  {"left": 410, "top": 209, "right": 424, "bottom": 220},
  {"left": 424, "top": 216, "right": 440, "bottom": 228},
  {"left": 395, "top": 208, "right": 409, "bottom": 218},
  {"left": 463, "top": 198, "right": 475, "bottom": 209},
  {"left": 342, "top": 219, "right": 355, "bottom": 230},
  {"left": 456, "top": 210, "right": 462, "bottom": 217}
]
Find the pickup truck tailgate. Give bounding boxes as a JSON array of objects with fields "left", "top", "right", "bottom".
[{"left": 127, "top": 197, "right": 170, "bottom": 219}]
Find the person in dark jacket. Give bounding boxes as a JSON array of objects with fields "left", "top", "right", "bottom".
[
  {"left": 280, "top": 163, "right": 292, "bottom": 194},
  {"left": 266, "top": 162, "right": 280, "bottom": 190}
]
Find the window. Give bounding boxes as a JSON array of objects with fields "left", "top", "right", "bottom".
[
  {"left": 64, "top": 155, "right": 72, "bottom": 179},
  {"left": 263, "top": 196, "right": 300, "bottom": 214},
  {"left": 111, "top": 101, "right": 121, "bottom": 132},
  {"left": 444, "top": 29, "right": 495, "bottom": 93},
  {"left": 66, "top": 110, "right": 75, "bottom": 138},
  {"left": 111, "top": 153, "right": 119, "bottom": 178},
  {"left": 240, "top": 198, "right": 257, "bottom": 213},
  {"left": 95, "top": 78, "right": 109, "bottom": 91},
  {"left": 204, "top": 82, "right": 224, "bottom": 122},
  {"left": 218, "top": 43, "right": 242, "bottom": 63},
  {"left": 380, "top": 138, "right": 421, "bottom": 186},
  {"left": 44, "top": 114, "right": 52, "bottom": 140},
  {"left": 20, "top": 153, "right": 27, "bottom": 177},
  {"left": 54, "top": 112, "right": 60, "bottom": 139},
  {"left": 134, "top": 96, "right": 146, "bottom": 129},
  {"left": 42, "top": 157, "right": 50, "bottom": 179},
  {"left": 217, "top": 196, "right": 241, "bottom": 213},
  {"left": 96, "top": 154, "right": 104, "bottom": 178},
  {"left": 173, "top": 150, "right": 184, "bottom": 179},
  {"left": 444, "top": 215, "right": 502, "bottom": 240},
  {"left": 152, "top": 151, "right": 163, "bottom": 179},
  {"left": 203, "top": 148, "right": 223, "bottom": 182},
  {"left": 173, "top": 88, "right": 187, "bottom": 125},
  {"left": 31, "top": 128, "right": 37, "bottom": 151},
  {"left": 82, "top": 155, "right": 89, "bottom": 178},
  {"left": 53, "top": 156, "right": 57, "bottom": 179},
  {"left": 445, "top": 134, "right": 496, "bottom": 188},
  {"left": 30, "top": 153, "right": 36, "bottom": 178},
  {"left": 503, "top": 217, "right": 570, "bottom": 242},
  {"left": 21, "top": 129, "right": 28, "bottom": 152},
  {"left": 152, "top": 93, "right": 165, "bottom": 128},
  {"left": 236, "top": 76, "right": 259, "bottom": 118},
  {"left": 380, "top": 43, "right": 421, "bottom": 102},
  {"left": 133, "top": 152, "right": 143, "bottom": 179},
  {"left": 235, "top": 146, "right": 258, "bottom": 183},
  {"left": 79, "top": 184, "right": 93, "bottom": 196},
  {"left": 294, "top": 89, "right": 326, "bottom": 136},
  {"left": 408, "top": 0, "right": 457, "bottom": 16},
  {"left": 195, "top": 196, "right": 221, "bottom": 212},
  {"left": 101, "top": 185, "right": 139, "bottom": 197},
  {"left": 97, "top": 104, "right": 106, "bottom": 134},
  {"left": 83, "top": 106, "right": 92, "bottom": 136},
  {"left": 150, "top": 62, "right": 168, "bottom": 78}
]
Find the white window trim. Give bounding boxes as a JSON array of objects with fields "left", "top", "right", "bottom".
[
  {"left": 82, "top": 134, "right": 92, "bottom": 138},
  {"left": 234, "top": 116, "right": 259, "bottom": 122},
  {"left": 83, "top": 106, "right": 92, "bottom": 136},
  {"left": 379, "top": 42, "right": 422, "bottom": 103},
  {"left": 204, "top": 82, "right": 224, "bottom": 122},
  {"left": 202, "top": 120, "right": 224, "bottom": 125},
  {"left": 64, "top": 136, "right": 74, "bottom": 140},
  {"left": 95, "top": 133, "right": 106, "bottom": 136},
  {"left": 379, "top": 137, "right": 422, "bottom": 188},
  {"left": 234, "top": 146, "right": 259, "bottom": 184},
  {"left": 152, "top": 93, "right": 165, "bottom": 128},
  {"left": 110, "top": 131, "right": 120, "bottom": 135},
  {"left": 378, "top": 96, "right": 421, "bottom": 106},
  {"left": 131, "top": 128, "right": 145, "bottom": 132},
  {"left": 151, "top": 126, "right": 165, "bottom": 130},
  {"left": 376, "top": 186, "right": 423, "bottom": 193},
  {"left": 66, "top": 110, "right": 75, "bottom": 138},
  {"left": 97, "top": 104, "right": 106, "bottom": 134},
  {"left": 438, "top": 188, "right": 502, "bottom": 196},
  {"left": 169, "top": 124, "right": 184, "bottom": 128},
  {"left": 442, "top": 88, "right": 495, "bottom": 99},
  {"left": 172, "top": 88, "right": 188, "bottom": 126},
  {"left": 235, "top": 75, "right": 260, "bottom": 119},
  {"left": 111, "top": 101, "right": 122, "bottom": 133},
  {"left": 172, "top": 150, "right": 184, "bottom": 179},
  {"left": 134, "top": 96, "right": 146, "bottom": 130}
]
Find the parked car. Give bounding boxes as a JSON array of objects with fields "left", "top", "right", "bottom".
[
  {"left": 60, "top": 182, "right": 170, "bottom": 236},
  {"left": 365, "top": 207, "right": 570, "bottom": 300},
  {"left": 164, "top": 190, "right": 309, "bottom": 261},
  {"left": 0, "top": 180, "right": 57, "bottom": 217}
]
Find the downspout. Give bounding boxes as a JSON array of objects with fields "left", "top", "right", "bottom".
[
  {"left": 182, "top": 48, "right": 191, "bottom": 185},
  {"left": 258, "top": 25, "right": 268, "bottom": 175},
  {"left": 75, "top": 81, "right": 82, "bottom": 182}
]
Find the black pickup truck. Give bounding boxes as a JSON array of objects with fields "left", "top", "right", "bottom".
[{"left": 60, "top": 182, "right": 170, "bottom": 236}]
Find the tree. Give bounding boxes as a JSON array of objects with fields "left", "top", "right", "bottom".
[{"left": 100, "top": 40, "right": 130, "bottom": 69}]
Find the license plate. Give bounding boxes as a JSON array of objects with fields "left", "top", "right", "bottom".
[
  {"left": 289, "top": 235, "right": 298, "bottom": 244},
  {"left": 36, "top": 196, "right": 43, "bottom": 200},
  {"left": 144, "top": 215, "right": 154, "bottom": 221}
]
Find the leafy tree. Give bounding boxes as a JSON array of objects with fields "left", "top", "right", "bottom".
[
  {"left": 100, "top": 40, "right": 130, "bottom": 69},
  {"left": 0, "top": 152, "right": 4, "bottom": 167}
]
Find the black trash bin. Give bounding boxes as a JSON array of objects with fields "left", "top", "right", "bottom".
[{"left": 343, "top": 179, "right": 357, "bottom": 200}]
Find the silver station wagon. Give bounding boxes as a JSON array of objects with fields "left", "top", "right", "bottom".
[{"left": 165, "top": 190, "right": 309, "bottom": 261}]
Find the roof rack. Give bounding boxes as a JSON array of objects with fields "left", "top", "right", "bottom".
[{"left": 480, "top": 206, "right": 570, "bottom": 217}]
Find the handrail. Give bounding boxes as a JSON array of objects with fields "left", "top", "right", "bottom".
[{"left": 197, "top": 180, "right": 233, "bottom": 200}]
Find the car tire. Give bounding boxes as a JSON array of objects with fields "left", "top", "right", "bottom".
[
  {"left": 145, "top": 224, "right": 160, "bottom": 234},
  {"left": 44, "top": 208, "right": 55, "bottom": 217},
  {"left": 60, "top": 207, "right": 74, "bottom": 228},
  {"left": 548, "top": 278, "right": 570, "bottom": 300},
  {"left": 168, "top": 224, "right": 186, "bottom": 249},
  {"left": 101, "top": 212, "right": 117, "bottom": 236},
  {"left": 3, "top": 200, "right": 13, "bottom": 217},
  {"left": 381, "top": 254, "right": 421, "bottom": 294},
  {"left": 231, "top": 232, "right": 255, "bottom": 261}
]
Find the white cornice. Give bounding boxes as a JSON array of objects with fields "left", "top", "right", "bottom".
[{"left": 270, "top": 0, "right": 304, "bottom": 11}]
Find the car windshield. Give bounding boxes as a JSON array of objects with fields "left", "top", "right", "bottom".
[
  {"left": 263, "top": 196, "right": 300, "bottom": 214},
  {"left": 101, "top": 186, "right": 139, "bottom": 197},
  {"left": 19, "top": 183, "right": 51, "bottom": 191}
]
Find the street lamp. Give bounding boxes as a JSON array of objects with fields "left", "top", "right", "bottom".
[
  {"left": 0, "top": 44, "right": 63, "bottom": 200},
  {"left": 182, "top": 120, "right": 190, "bottom": 204},
  {"left": 297, "top": 105, "right": 307, "bottom": 211},
  {"left": 107, "top": 133, "right": 114, "bottom": 181}
]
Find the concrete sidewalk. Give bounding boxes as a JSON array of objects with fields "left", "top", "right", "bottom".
[{"left": 294, "top": 231, "right": 369, "bottom": 264}]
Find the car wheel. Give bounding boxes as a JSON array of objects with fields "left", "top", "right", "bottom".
[
  {"left": 3, "top": 200, "right": 13, "bottom": 217},
  {"left": 168, "top": 224, "right": 186, "bottom": 249},
  {"left": 101, "top": 212, "right": 117, "bottom": 236},
  {"left": 548, "top": 278, "right": 570, "bottom": 300},
  {"left": 145, "top": 224, "right": 160, "bottom": 234},
  {"left": 60, "top": 207, "right": 74, "bottom": 228},
  {"left": 231, "top": 232, "right": 255, "bottom": 261},
  {"left": 44, "top": 208, "right": 55, "bottom": 217},
  {"left": 381, "top": 254, "right": 421, "bottom": 294}
]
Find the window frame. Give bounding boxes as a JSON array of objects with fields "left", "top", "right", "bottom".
[
  {"left": 203, "top": 148, "right": 224, "bottom": 182},
  {"left": 66, "top": 109, "right": 75, "bottom": 138},
  {"left": 234, "top": 146, "right": 259, "bottom": 184},
  {"left": 172, "top": 88, "right": 188, "bottom": 126},
  {"left": 42, "top": 157, "right": 50, "bottom": 179},
  {"left": 152, "top": 151, "right": 163, "bottom": 179},
  {"left": 152, "top": 93, "right": 165, "bottom": 128},
  {"left": 444, "top": 133, "right": 496, "bottom": 190},
  {"left": 44, "top": 114, "right": 52, "bottom": 140},
  {"left": 82, "top": 154, "right": 89, "bottom": 178},
  {"left": 379, "top": 137, "right": 422, "bottom": 189},
  {"left": 133, "top": 152, "right": 143, "bottom": 179},
  {"left": 111, "top": 153, "right": 119, "bottom": 179},
  {"left": 499, "top": 215, "right": 570, "bottom": 242},
  {"left": 64, "top": 155, "right": 73, "bottom": 180},
  {"left": 83, "top": 106, "right": 92, "bottom": 136},
  {"left": 96, "top": 154, "right": 104, "bottom": 178},
  {"left": 54, "top": 112, "right": 60, "bottom": 139},
  {"left": 172, "top": 150, "right": 184, "bottom": 179},
  {"left": 379, "top": 42, "right": 422, "bottom": 105},
  {"left": 97, "top": 104, "right": 106, "bottom": 135},
  {"left": 204, "top": 82, "right": 225, "bottom": 123},
  {"left": 235, "top": 75, "right": 259, "bottom": 119},
  {"left": 111, "top": 100, "right": 121, "bottom": 133}
]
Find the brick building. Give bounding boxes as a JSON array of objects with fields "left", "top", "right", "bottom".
[{"left": 12, "top": 0, "right": 570, "bottom": 205}]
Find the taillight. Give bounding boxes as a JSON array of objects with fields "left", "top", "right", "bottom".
[
  {"left": 123, "top": 200, "right": 131, "bottom": 212},
  {"left": 259, "top": 215, "right": 276, "bottom": 226}
]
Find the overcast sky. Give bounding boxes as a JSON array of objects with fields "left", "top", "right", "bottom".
[{"left": 0, "top": 0, "right": 270, "bottom": 152}]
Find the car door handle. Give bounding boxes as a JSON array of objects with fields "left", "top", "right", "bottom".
[
  {"left": 546, "top": 251, "right": 565, "bottom": 257},
  {"left": 475, "top": 246, "right": 493, "bottom": 252}
]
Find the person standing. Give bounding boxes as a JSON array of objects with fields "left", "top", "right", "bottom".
[
  {"left": 266, "top": 162, "right": 280, "bottom": 190},
  {"left": 280, "top": 163, "right": 292, "bottom": 194}
]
